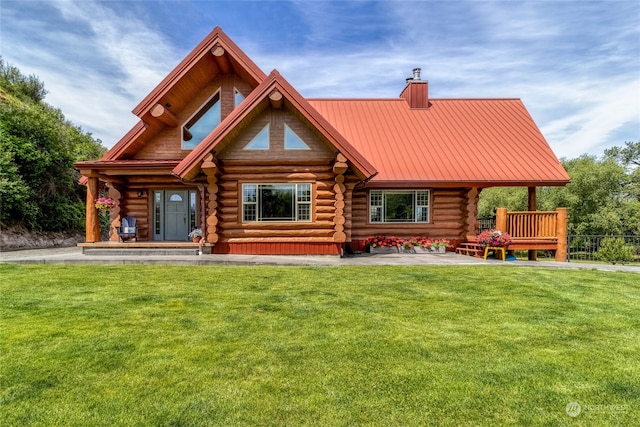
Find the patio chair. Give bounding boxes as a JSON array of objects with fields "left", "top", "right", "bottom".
[{"left": 116, "top": 216, "right": 137, "bottom": 242}]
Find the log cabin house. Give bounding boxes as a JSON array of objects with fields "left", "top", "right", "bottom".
[{"left": 76, "top": 27, "right": 570, "bottom": 257}]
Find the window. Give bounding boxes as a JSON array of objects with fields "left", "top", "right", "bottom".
[
  {"left": 243, "top": 184, "right": 311, "bottom": 222},
  {"left": 284, "top": 124, "right": 310, "bottom": 149},
  {"left": 234, "top": 88, "right": 245, "bottom": 107},
  {"left": 244, "top": 124, "right": 270, "bottom": 150},
  {"left": 369, "top": 190, "right": 430, "bottom": 223},
  {"left": 183, "top": 92, "right": 221, "bottom": 149}
]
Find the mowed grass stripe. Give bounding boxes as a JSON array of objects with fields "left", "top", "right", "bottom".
[{"left": 1, "top": 265, "right": 638, "bottom": 426}]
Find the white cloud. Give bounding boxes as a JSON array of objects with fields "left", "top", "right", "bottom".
[{"left": 1, "top": 0, "right": 637, "bottom": 158}]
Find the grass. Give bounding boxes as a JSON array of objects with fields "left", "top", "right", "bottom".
[{"left": 1, "top": 264, "right": 638, "bottom": 426}]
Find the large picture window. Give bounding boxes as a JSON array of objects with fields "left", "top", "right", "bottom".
[
  {"left": 369, "top": 190, "right": 430, "bottom": 223},
  {"left": 243, "top": 184, "right": 311, "bottom": 222}
]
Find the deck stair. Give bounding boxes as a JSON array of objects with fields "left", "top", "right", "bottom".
[{"left": 456, "top": 242, "right": 485, "bottom": 258}]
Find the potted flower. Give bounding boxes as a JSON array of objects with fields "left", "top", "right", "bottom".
[
  {"left": 188, "top": 228, "right": 203, "bottom": 243},
  {"left": 476, "top": 229, "right": 512, "bottom": 247},
  {"left": 429, "top": 239, "right": 450, "bottom": 253},
  {"left": 364, "top": 235, "right": 401, "bottom": 254},
  {"left": 95, "top": 197, "right": 116, "bottom": 210}
]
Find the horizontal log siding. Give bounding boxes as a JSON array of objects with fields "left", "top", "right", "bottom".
[
  {"left": 350, "top": 188, "right": 467, "bottom": 246},
  {"left": 213, "top": 162, "right": 344, "bottom": 254},
  {"left": 118, "top": 189, "right": 150, "bottom": 241}
]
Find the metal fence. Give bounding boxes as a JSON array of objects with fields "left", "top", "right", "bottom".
[
  {"left": 567, "top": 235, "right": 640, "bottom": 264},
  {"left": 478, "top": 217, "right": 496, "bottom": 232}
]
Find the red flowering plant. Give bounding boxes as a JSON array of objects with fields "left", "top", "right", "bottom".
[
  {"left": 95, "top": 197, "right": 116, "bottom": 210},
  {"left": 402, "top": 236, "right": 426, "bottom": 250},
  {"left": 476, "top": 229, "right": 512, "bottom": 247},
  {"left": 430, "top": 239, "right": 450, "bottom": 249},
  {"left": 364, "top": 235, "right": 404, "bottom": 249}
]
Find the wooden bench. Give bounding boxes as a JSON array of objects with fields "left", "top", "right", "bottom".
[{"left": 456, "top": 242, "right": 485, "bottom": 257}]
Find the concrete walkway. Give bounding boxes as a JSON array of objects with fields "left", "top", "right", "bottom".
[{"left": 1, "top": 246, "right": 639, "bottom": 273}]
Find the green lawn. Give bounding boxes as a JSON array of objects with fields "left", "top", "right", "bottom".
[{"left": 1, "top": 265, "right": 638, "bottom": 426}]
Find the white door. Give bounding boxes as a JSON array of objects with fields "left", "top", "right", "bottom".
[{"left": 165, "top": 191, "right": 189, "bottom": 240}]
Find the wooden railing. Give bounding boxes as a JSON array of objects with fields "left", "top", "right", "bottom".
[
  {"left": 495, "top": 207, "right": 567, "bottom": 261},
  {"left": 506, "top": 211, "right": 557, "bottom": 239}
]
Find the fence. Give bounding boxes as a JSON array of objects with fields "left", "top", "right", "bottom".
[
  {"left": 478, "top": 217, "right": 496, "bottom": 233},
  {"left": 567, "top": 235, "right": 640, "bottom": 264}
]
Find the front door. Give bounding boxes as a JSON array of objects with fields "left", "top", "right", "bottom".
[{"left": 165, "top": 191, "right": 189, "bottom": 240}]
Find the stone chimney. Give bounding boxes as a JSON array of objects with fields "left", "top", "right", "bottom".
[{"left": 400, "top": 67, "right": 429, "bottom": 109}]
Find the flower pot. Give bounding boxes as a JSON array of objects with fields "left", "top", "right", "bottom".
[
  {"left": 369, "top": 246, "right": 399, "bottom": 254},
  {"left": 192, "top": 236, "right": 202, "bottom": 243}
]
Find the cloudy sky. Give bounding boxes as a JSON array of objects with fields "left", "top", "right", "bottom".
[{"left": 2, "top": 0, "right": 638, "bottom": 159}]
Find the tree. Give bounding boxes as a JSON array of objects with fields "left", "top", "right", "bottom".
[
  {"left": 0, "top": 61, "right": 106, "bottom": 232},
  {"left": 0, "top": 57, "right": 47, "bottom": 103}
]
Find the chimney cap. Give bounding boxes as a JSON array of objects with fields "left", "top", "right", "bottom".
[{"left": 412, "top": 68, "right": 421, "bottom": 81}]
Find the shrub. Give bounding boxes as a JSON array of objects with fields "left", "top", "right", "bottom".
[{"left": 595, "top": 237, "right": 634, "bottom": 264}]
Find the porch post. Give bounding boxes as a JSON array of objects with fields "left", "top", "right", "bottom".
[
  {"left": 107, "top": 184, "right": 122, "bottom": 242},
  {"left": 527, "top": 186, "right": 537, "bottom": 210},
  {"left": 496, "top": 207, "right": 507, "bottom": 233},
  {"left": 527, "top": 186, "right": 537, "bottom": 260},
  {"left": 85, "top": 176, "right": 101, "bottom": 242},
  {"left": 555, "top": 208, "right": 568, "bottom": 262}
]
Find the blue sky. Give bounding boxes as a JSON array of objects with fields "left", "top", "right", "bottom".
[{"left": 2, "top": 0, "right": 638, "bottom": 159}]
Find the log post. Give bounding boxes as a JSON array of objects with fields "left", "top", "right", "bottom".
[
  {"left": 85, "top": 176, "right": 101, "bottom": 242},
  {"left": 107, "top": 184, "right": 122, "bottom": 242},
  {"left": 528, "top": 186, "right": 537, "bottom": 210},
  {"left": 201, "top": 154, "right": 220, "bottom": 245},
  {"left": 555, "top": 207, "right": 568, "bottom": 262},
  {"left": 496, "top": 207, "right": 508, "bottom": 233},
  {"left": 527, "top": 186, "right": 538, "bottom": 261}
]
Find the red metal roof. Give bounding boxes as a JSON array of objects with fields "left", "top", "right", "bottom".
[{"left": 308, "top": 98, "right": 570, "bottom": 186}]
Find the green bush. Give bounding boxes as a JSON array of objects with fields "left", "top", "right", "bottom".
[{"left": 595, "top": 237, "right": 635, "bottom": 264}]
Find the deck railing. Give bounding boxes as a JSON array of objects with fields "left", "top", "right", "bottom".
[
  {"left": 505, "top": 211, "right": 558, "bottom": 239},
  {"left": 495, "top": 207, "right": 568, "bottom": 261}
]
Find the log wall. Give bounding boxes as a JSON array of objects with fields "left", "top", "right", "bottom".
[
  {"left": 350, "top": 188, "right": 469, "bottom": 248},
  {"left": 212, "top": 159, "right": 359, "bottom": 254}
]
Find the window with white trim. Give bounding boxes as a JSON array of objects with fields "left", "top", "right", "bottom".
[
  {"left": 243, "top": 184, "right": 311, "bottom": 222},
  {"left": 369, "top": 190, "right": 430, "bottom": 223}
]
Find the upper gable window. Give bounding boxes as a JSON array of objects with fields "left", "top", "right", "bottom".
[
  {"left": 244, "top": 124, "right": 270, "bottom": 150},
  {"left": 182, "top": 92, "right": 221, "bottom": 150},
  {"left": 234, "top": 89, "right": 245, "bottom": 107},
  {"left": 284, "top": 124, "right": 311, "bottom": 150}
]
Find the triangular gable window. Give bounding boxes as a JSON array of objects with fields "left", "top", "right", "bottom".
[
  {"left": 244, "top": 124, "right": 270, "bottom": 150},
  {"left": 284, "top": 124, "right": 310, "bottom": 150},
  {"left": 183, "top": 92, "right": 221, "bottom": 150},
  {"left": 234, "top": 89, "right": 245, "bottom": 107}
]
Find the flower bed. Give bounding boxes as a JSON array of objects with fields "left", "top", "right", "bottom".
[{"left": 364, "top": 235, "right": 450, "bottom": 254}]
